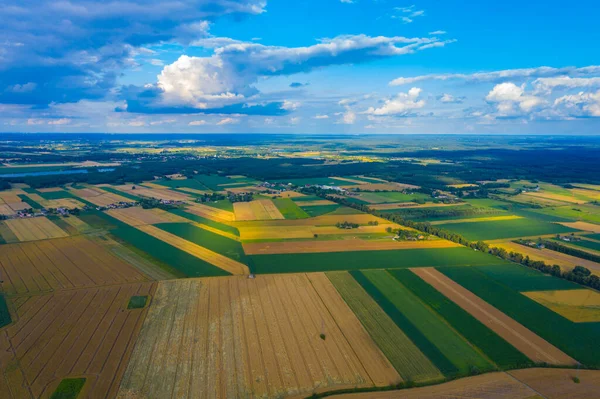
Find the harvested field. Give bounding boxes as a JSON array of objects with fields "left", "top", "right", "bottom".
[
  {"left": 335, "top": 371, "right": 537, "bottom": 399},
  {"left": 243, "top": 238, "right": 459, "bottom": 255},
  {"left": 559, "top": 221, "right": 600, "bottom": 233},
  {"left": 114, "top": 185, "right": 191, "bottom": 201},
  {"left": 429, "top": 215, "right": 522, "bottom": 225},
  {"left": 173, "top": 187, "right": 210, "bottom": 195},
  {"left": 523, "top": 289, "right": 600, "bottom": 323},
  {"left": 0, "top": 204, "right": 13, "bottom": 215},
  {"left": 0, "top": 282, "right": 155, "bottom": 398},
  {"left": 508, "top": 368, "right": 600, "bottom": 399},
  {"left": 258, "top": 190, "right": 302, "bottom": 198},
  {"left": 61, "top": 215, "right": 93, "bottom": 233},
  {"left": 136, "top": 224, "right": 249, "bottom": 275},
  {"left": 40, "top": 198, "right": 85, "bottom": 209},
  {"left": 234, "top": 199, "right": 285, "bottom": 221},
  {"left": 186, "top": 203, "right": 235, "bottom": 222},
  {"left": 37, "top": 187, "right": 65, "bottom": 193},
  {"left": 327, "top": 272, "right": 443, "bottom": 383},
  {"left": 70, "top": 187, "right": 132, "bottom": 206},
  {"left": 119, "top": 274, "right": 398, "bottom": 398},
  {"left": 522, "top": 191, "right": 586, "bottom": 204},
  {"left": 0, "top": 236, "right": 150, "bottom": 296},
  {"left": 7, "top": 201, "right": 31, "bottom": 211},
  {"left": 491, "top": 241, "right": 600, "bottom": 275},
  {"left": 5, "top": 217, "right": 68, "bottom": 242},
  {"left": 413, "top": 268, "right": 577, "bottom": 366},
  {"left": 106, "top": 207, "right": 189, "bottom": 226},
  {"left": 329, "top": 176, "right": 370, "bottom": 185}
]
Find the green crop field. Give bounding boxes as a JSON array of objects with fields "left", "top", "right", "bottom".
[
  {"left": 271, "top": 177, "right": 355, "bottom": 187},
  {"left": 96, "top": 212, "right": 230, "bottom": 277},
  {"left": 127, "top": 295, "right": 148, "bottom": 309},
  {"left": 156, "top": 222, "right": 248, "bottom": 264},
  {"left": 529, "top": 205, "right": 600, "bottom": 224},
  {"left": 202, "top": 199, "right": 234, "bottom": 212},
  {"left": 436, "top": 218, "right": 578, "bottom": 241},
  {"left": 300, "top": 204, "right": 341, "bottom": 217},
  {"left": 46, "top": 215, "right": 78, "bottom": 235},
  {"left": 50, "top": 378, "right": 86, "bottom": 399},
  {"left": 273, "top": 198, "right": 309, "bottom": 219},
  {"left": 390, "top": 269, "right": 531, "bottom": 369},
  {"left": 356, "top": 270, "right": 493, "bottom": 376},
  {"left": 290, "top": 195, "right": 322, "bottom": 202},
  {"left": 249, "top": 247, "right": 509, "bottom": 274},
  {"left": 358, "top": 191, "right": 430, "bottom": 204},
  {"left": 168, "top": 208, "right": 240, "bottom": 236},
  {"left": 439, "top": 266, "right": 600, "bottom": 367},
  {"left": 565, "top": 239, "right": 600, "bottom": 252},
  {"left": 194, "top": 174, "right": 257, "bottom": 190},
  {"left": 587, "top": 234, "right": 600, "bottom": 241},
  {"left": 474, "top": 264, "right": 581, "bottom": 292},
  {"left": 155, "top": 178, "right": 208, "bottom": 191},
  {"left": 0, "top": 295, "right": 12, "bottom": 328},
  {"left": 17, "top": 194, "right": 43, "bottom": 209},
  {"left": 327, "top": 272, "right": 443, "bottom": 382}
]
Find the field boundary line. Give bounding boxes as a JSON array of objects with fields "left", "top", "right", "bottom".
[{"left": 504, "top": 371, "right": 548, "bottom": 399}]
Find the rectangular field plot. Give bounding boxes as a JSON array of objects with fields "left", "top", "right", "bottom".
[
  {"left": 4, "top": 217, "right": 68, "bottom": 242},
  {"left": 0, "top": 236, "right": 150, "bottom": 296},
  {"left": 327, "top": 272, "right": 443, "bottom": 383},
  {"left": 106, "top": 207, "right": 189, "bottom": 226},
  {"left": 273, "top": 198, "right": 309, "bottom": 219},
  {"left": 391, "top": 269, "right": 531, "bottom": 369},
  {"left": 523, "top": 289, "right": 600, "bottom": 323},
  {"left": 118, "top": 274, "right": 400, "bottom": 399},
  {"left": 168, "top": 208, "right": 240, "bottom": 237},
  {"left": 233, "top": 199, "right": 285, "bottom": 221},
  {"left": 436, "top": 218, "right": 579, "bottom": 241},
  {"left": 438, "top": 266, "right": 600, "bottom": 367},
  {"left": 474, "top": 264, "right": 581, "bottom": 292},
  {"left": 249, "top": 247, "right": 509, "bottom": 274},
  {"left": 356, "top": 270, "right": 493, "bottom": 376},
  {"left": 414, "top": 268, "right": 577, "bottom": 366},
  {"left": 0, "top": 282, "right": 155, "bottom": 399}
]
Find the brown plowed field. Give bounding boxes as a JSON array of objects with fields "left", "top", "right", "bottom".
[
  {"left": 412, "top": 268, "right": 577, "bottom": 366},
  {"left": 243, "top": 238, "right": 459, "bottom": 255},
  {"left": 508, "top": 368, "right": 600, "bottom": 399},
  {"left": 0, "top": 282, "right": 155, "bottom": 399},
  {"left": 137, "top": 225, "right": 249, "bottom": 275},
  {"left": 333, "top": 371, "right": 537, "bottom": 398},
  {"left": 5, "top": 217, "right": 68, "bottom": 242},
  {"left": 119, "top": 274, "right": 398, "bottom": 399},
  {"left": 0, "top": 236, "right": 150, "bottom": 296}
]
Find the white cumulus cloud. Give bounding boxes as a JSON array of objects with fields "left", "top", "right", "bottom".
[{"left": 365, "top": 87, "right": 425, "bottom": 116}]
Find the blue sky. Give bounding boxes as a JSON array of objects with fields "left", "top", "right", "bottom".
[{"left": 1, "top": 0, "right": 599, "bottom": 134}]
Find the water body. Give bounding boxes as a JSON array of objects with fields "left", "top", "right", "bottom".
[{"left": 0, "top": 168, "right": 115, "bottom": 178}]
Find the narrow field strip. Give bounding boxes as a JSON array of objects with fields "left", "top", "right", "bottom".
[
  {"left": 413, "top": 268, "right": 577, "bottom": 366},
  {"left": 327, "top": 271, "right": 443, "bottom": 383},
  {"left": 243, "top": 238, "right": 458, "bottom": 255},
  {"left": 186, "top": 203, "right": 235, "bottom": 222},
  {"left": 358, "top": 270, "right": 494, "bottom": 376},
  {"left": 137, "top": 225, "right": 249, "bottom": 275},
  {"left": 394, "top": 269, "right": 532, "bottom": 369},
  {"left": 428, "top": 215, "right": 522, "bottom": 225}
]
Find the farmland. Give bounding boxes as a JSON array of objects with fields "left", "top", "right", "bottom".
[
  {"left": 439, "top": 266, "right": 600, "bottom": 367},
  {"left": 249, "top": 247, "right": 509, "bottom": 274},
  {"left": 436, "top": 217, "right": 579, "bottom": 241},
  {"left": 327, "top": 272, "right": 443, "bottom": 383},
  {"left": 1, "top": 134, "right": 600, "bottom": 398},
  {"left": 119, "top": 274, "right": 400, "bottom": 398}
]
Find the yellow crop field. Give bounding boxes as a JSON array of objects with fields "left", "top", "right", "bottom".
[
  {"left": 137, "top": 225, "right": 249, "bottom": 275},
  {"left": 5, "top": 217, "right": 68, "bottom": 242},
  {"left": 523, "top": 289, "right": 600, "bottom": 322},
  {"left": 330, "top": 176, "right": 371, "bottom": 185},
  {"left": 119, "top": 274, "right": 399, "bottom": 398},
  {"left": 243, "top": 238, "right": 459, "bottom": 255},
  {"left": 522, "top": 191, "right": 586, "bottom": 204},
  {"left": 41, "top": 198, "right": 85, "bottom": 209},
  {"left": 234, "top": 199, "right": 284, "bottom": 221},
  {"left": 61, "top": 215, "right": 93, "bottom": 232},
  {"left": 0, "top": 236, "right": 149, "bottom": 296},
  {"left": 370, "top": 202, "right": 467, "bottom": 210},
  {"left": 115, "top": 184, "right": 191, "bottom": 201},
  {"left": 239, "top": 223, "right": 397, "bottom": 241},
  {"left": 0, "top": 204, "right": 13, "bottom": 215},
  {"left": 234, "top": 213, "right": 390, "bottom": 228},
  {"left": 429, "top": 215, "right": 522, "bottom": 225},
  {"left": 491, "top": 241, "right": 600, "bottom": 275},
  {"left": 187, "top": 203, "right": 235, "bottom": 222},
  {"left": 70, "top": 186, "right": 132, "bottom": 206},
  {"left": 37, "top": 187, "right": 64, "bottom": 193},
  {"left": 107, "top": 207, "right": 188, "bottom": 226}
]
